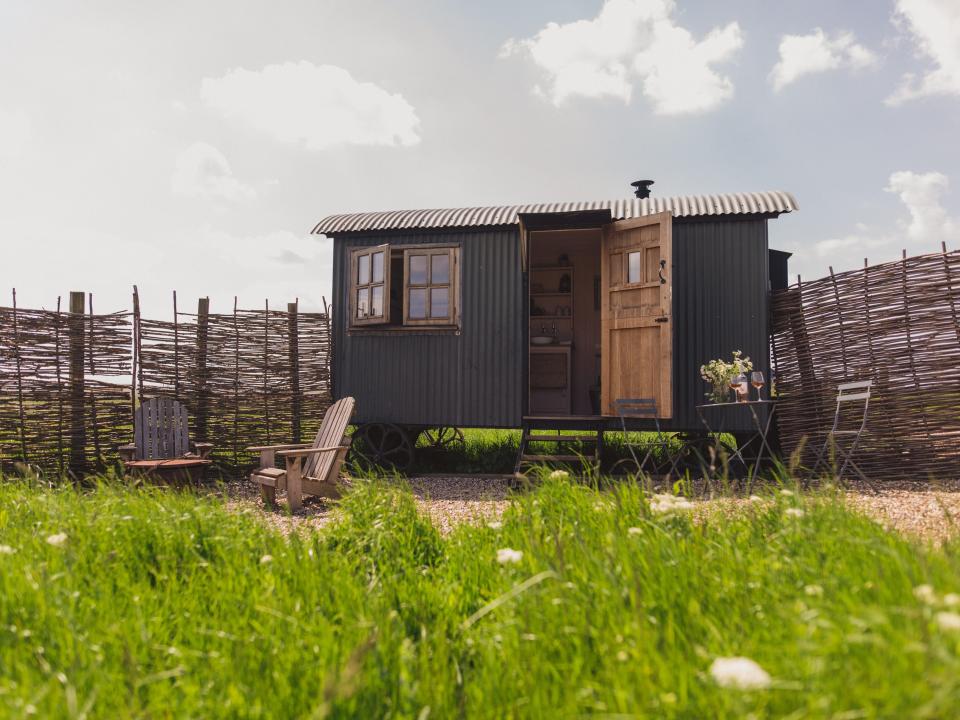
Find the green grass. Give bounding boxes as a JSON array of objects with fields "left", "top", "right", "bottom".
[{"left": 2, "top": 477, "right": 960, "bottom": 717}]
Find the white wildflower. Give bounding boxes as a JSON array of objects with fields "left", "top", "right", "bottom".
[
  {"left": 748, "top": 495, "right": 763, "bottom": 503},
  {"left": 779, "top": 489, "right": 794, "bottom": 497},
  {"left": 46, "top": 533, "right": 68, "bottom": 547},
  {"left": 627, "top": 527, "right": 643, "bottom": 536},
  {"left": 259, "top": 554, "right": 273, "bottom": 565},
  {"left": 709, "top": 656, "right": 772, "bottom": 690},
  {"left": 549, "top": 470, "right": 569, "bottom": 480},
  {"left": 496, "top": 548, "right": 523, "bottom": 565},
  {"left": 617, "top": 650, "right": 629, "bottom": 662},
  {"left": 936, "top": 611, "right": 960, "bottom": 632},
  {"left": 487, "top": 521, "right": 503, "bottom": 530},
  {"left": 804, "top": 584, "right": 823, "bottom": 597},
  {"left": 914, "top": 584, "right": 938, "bottom": 606},
  {"left": 785, "top": 508, "right": 804, "bottom": 518},
  {"left": 0, "top": 545, "right": 15, "bottom": 555},
  {"left": 650, "top": 493, "right": 693, "bottom": 514},
  {"left": 944, "top": 593, "right": 960, "bottom": 607},
  {"left": 521, "top": 633, "right": 536, "bottom": 641}
]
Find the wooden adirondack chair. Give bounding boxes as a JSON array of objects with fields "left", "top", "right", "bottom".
[
  {"left": 119, "top": 397, "right": 214, "bottom": 483},
  {"left": 248, "top": 396, "right": 355, "bottom": 511}
]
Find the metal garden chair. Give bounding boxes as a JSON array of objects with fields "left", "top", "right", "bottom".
[
  {"left": 811, "top": 380, "right": 873, "bottom": 486},
  {"left": 612, "top": 398, "right": 683, "bottom": 481}
]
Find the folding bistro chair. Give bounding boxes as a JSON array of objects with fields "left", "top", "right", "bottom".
[
  {"left": 613, "top": 398, "right": 681, "bottom": 480},
  {"left": 812, "top": 381, "right": 873, "bottom": 486}
]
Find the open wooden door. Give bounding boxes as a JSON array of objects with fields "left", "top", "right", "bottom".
[{"left": 600, "top": 212, "right": 673, "bottom": 417}]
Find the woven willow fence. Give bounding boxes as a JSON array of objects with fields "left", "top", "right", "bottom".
[
  {"left": 134, "top": 293, "right": 332, "bottom": 471},
  {"left": 771, "top": 246, "right": 960, "bottom": 482},
  {"left": 0, "top": 290, "right": 331, "bottom": 477}
]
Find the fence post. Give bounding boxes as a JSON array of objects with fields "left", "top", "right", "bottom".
[
  {"left": 288, "top": 301, "right": 301, "bottom": 443},
  {"left": 68, "top": 290, "right": 87, "bottom": 476},
  {"left": 196, "top": 297, "right": 210, "bottom": 443}
]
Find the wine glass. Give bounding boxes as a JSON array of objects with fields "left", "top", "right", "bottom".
[
  {"left": 728, "top": 374, "right": 741, "bottom": 403},
  {"left": 732, "top": 373, "right": 748, "bottom": 402},
  {"left": 751, "top": 371, "right": 765, "bottom": 400}
]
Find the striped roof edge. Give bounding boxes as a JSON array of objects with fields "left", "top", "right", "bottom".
[{"left": 312, "top": 190, "right": 798, "bottom": 235}]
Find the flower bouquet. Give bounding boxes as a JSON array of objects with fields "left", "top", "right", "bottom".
[{"left": 700, "top": 351, "right": 753, "bottom": 403}]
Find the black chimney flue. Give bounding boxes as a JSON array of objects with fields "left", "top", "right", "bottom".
[{"left": 631, "top": 179, "right": 654, "bottom": 199}]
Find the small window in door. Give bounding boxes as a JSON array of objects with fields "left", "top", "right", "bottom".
[
  {"left": 350, "top": 244, "right": 391, "bottom": 326},
  {"left": 403, "top": 247, "right": 459, "bottom": 325},
  {"left": 626, "top": 251, "right": 641, "bottom": 284}
]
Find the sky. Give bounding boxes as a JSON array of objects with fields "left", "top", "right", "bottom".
[{"left": 1, "top": 0, "right": 958, "bottom": 314}]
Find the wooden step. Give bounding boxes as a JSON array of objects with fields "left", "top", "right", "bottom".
[
  {"left": 520, "top": 454, "right": 590, "bottom": 463},
  {"left": 523, "top": 434, "right": 598, "bottom": 443}
]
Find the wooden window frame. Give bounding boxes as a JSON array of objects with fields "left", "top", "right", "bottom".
[
  {"left": 402, "top": 246, "right": 460, "bottom": 327},
  {"left": 349, "top": 243, "right": 391, "bottom": 327}
]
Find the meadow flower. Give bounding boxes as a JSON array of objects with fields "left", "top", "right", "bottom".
[
  {"left": 804, "top": 584, "right": 824, "bottom": 597},
  {"left": 785, "top": 508, "right": 804, "bottom": 518},
  {"left": 914, "top": 584, "right": 938, "bottom": 605},
  {"left": 46, "top": 533, "right": 67, "bottom": 547},
  {"left": 779, "top": 489, "right": 794, "bottom": 497},
  {"left": 944, "top": 593, "right": 960, "bottom": 607},
  {"left": 496, "top": 548, "right": 523, "bottom": 564},
  {"left": 549, "top": 470, "right": 570, "bottom": 480},
  {"left": 617, "top": 650, "right": 629, "bottom": 662},
  {"left": 627, "top": 527, "right": 643, "bottom": 535},
  {"left": 0, "top": 545, "right": 15, "bottom": 555},
  {"left": 259, "top": 554, "right": 273, "bottom": 565},
  {"left": 936, "top": 611, "right": 960, "bottom": 632},
  {"left": 748, "top": 495, "right": 763, "bottom": 503},
  {"left": 650, "top": 494, "right": 693, "bottom": 514},
  {"left": 487, "top": 521, "right": 503, "bottom": 530},
  {"left": 709, "top": 656, "right": 772, "bottom": 690}
]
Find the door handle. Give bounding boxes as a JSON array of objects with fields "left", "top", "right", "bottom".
[
  {"left": 658, "top": 259, "right": 667, "bottom": 284},
  {"left": 655, "top": 317, "right": 668, "bottom": 323}
]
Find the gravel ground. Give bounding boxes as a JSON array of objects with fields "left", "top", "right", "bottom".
[{"left": 218, "top": 476, "right": 960, "bottom": 544}]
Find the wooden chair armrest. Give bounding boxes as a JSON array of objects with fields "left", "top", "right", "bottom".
[
  {"left": 246, "top": 443, "right": 312, "bottom": 452},
  {"left": 119, "top": 444, "right": 137, "bottom": 462},
  {"left": 277, "top": 446, "right": 344, "bottom": 459},
  {"left": 192, "top": 442, "right": 214, "bottom": 459}
]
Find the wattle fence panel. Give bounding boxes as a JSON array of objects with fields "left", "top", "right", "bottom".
[
  {"left": 770, "top": 247, "right": 960, "bottom": 482},
  {"left": 1, "top": 290, "right": 331, "bottom": 478}
]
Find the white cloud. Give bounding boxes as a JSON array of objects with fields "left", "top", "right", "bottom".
[
  {"left": 171, "top": 142, "right": 256, "bottom": 202},
  {"left": 815, "top": 171, "right": 957, "bottom": 262},
  {"left": 887, "top": 0, "right": 960, "bottom": 104},
  {"left": 0, "top": 108, "right": 33, "bottom": 159},
  {"left": 770, "top": 29, "right": 878, "bottom": 91},
  {"left": 886, "top": 170, "right": 957, "bottom": 242},
  {"left": 500, "top": 0, "right": 743, "bottom": 114},
  {"left": 200, "top": 61, "right": 420, "bottom": 150}
]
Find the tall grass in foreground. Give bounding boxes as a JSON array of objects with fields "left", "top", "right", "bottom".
[{"left": 2, "top": 479, "right": 960, "bottom": 718}]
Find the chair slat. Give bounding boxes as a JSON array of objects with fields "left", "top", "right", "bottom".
[
  {"left": 306, "top": 397, "right": 354, "bottom": 481},
  {"left": 837, "top": 391, "right": 871, "bottom": 402}
]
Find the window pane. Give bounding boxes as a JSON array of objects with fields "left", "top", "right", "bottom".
[
  {"left": 409, "top": 288, "right": 427, "bottom": 319},
  {"left": 358, "top": 254, "right": 370, "bottom": 285},
  {"left": 430, "top": 287, "right": 449, "bottom": 319},
  {"left": 370, "top": 285, "right": 384, "bottom": 317},
  {"left": 431, "top": 253, "right": 450, "bottom": 284},
  {"left": 627, "top": 251, "right": 641, "bottom": 284},
  {"left": 356, "top": 288, "right": 369, "bottom": 319},
  {"left": 409, "top": 254, "right": 428, "bottom": 284},
  {"left": 372, "top": 251, "right": 384, "bottom": 283}
]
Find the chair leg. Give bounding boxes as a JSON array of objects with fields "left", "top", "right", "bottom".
[
  {"left": 260, "top": 483, "right": 277, "bottom": 506},
  {"left": 287, "top": 458, "right": 303, "bottom": 513}
]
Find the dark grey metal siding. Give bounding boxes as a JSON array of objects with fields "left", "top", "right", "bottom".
[
  {"left": 332, "top": 229, "right": 523, "bottom": 427},
  {"left": 671, "top": 218, "right": 771, "bottom": 433}
]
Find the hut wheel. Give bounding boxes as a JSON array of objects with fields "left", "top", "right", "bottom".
[
  {"left": 421, "top": 426, "right": 465, "bottom": 449},
  {"left": 352, "top": 423, "right": 415, "bottom": 471}
]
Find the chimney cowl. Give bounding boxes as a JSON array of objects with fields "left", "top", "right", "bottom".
[{"left": 631, "top": 179, "right": 654, "bottom": 199}]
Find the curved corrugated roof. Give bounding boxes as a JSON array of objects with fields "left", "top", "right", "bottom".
[{"left": 312, "top": 190, "right": 798, "bottom": 235}]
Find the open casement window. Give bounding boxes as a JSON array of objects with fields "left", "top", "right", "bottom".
[
  {"left": 402, "top": 247, "right": 459, "bottom": 326},
  {"left": 350, "top": 244, "right": 391, "bottom": 326}
]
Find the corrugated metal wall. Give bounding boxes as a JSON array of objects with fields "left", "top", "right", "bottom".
[
  {"left": 332, "top": 229, "right": 524, "bottom": 427},
  {"left": 670, "top": 218, "right": 771, "bottom": 433},
  {"left": 331, "top": 218, "right": 773, "bottom": 433}
]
